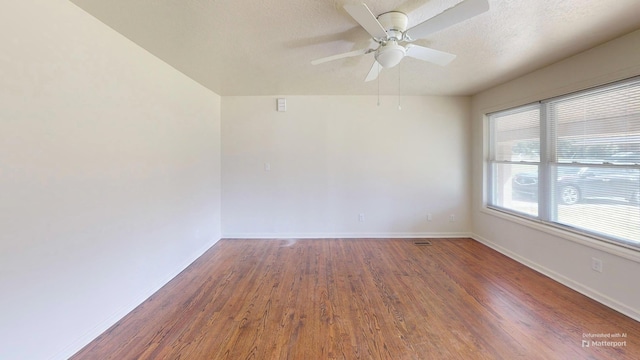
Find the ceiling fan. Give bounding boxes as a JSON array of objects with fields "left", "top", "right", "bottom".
[{"left": 311, "top": 0, "right": 489, "bottom": 82}]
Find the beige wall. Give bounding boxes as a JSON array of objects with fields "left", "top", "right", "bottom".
[
  {"left": 0, "top": 1, "right": 221, "bottom": 359},
  {"left": 222, "top": 95, "right": 471, "bottom": 238},
  {"left": 471, "top": 29, "right": 640, "bottom": 321}
]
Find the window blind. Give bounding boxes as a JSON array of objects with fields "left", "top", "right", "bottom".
[
  {"left": 547, "top": 78, "right": 640, "bottom": 246},
  {"left": 487, "top": 76, "right": 640, "bottom": 249},
  {"left": 488, "top": 104, "right": 540, "bottom": 217}
]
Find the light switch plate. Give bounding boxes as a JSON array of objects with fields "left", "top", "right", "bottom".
[{"left": 277, "top": 98, "right": 286, "bottom": 112}]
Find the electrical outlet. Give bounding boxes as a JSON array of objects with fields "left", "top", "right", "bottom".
[
  {"left": 427, "top": 213, "right": 432, "bottom": 221},
  {"left": 449, "top": 214, "right": 456, "bottom": 222},
  {"left": 358, "top": 213, "right": 365, "bottom": 222},
  {"left": 591, "top": 257, "right": 603, "bottom": 273}
]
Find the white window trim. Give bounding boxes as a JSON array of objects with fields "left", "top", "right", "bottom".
[{"left": 483, "top": 76, "right": 640, "bottom": 259}]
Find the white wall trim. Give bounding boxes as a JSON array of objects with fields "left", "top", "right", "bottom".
[
  {"left": 471, "top": 233, "right": 640, "bottom": 322},
  {"left": 222, "top": 232, "right": 473, "bottom": 239},
  {"left": 53, "top": 237, "right": 221, "bottom": 360}
]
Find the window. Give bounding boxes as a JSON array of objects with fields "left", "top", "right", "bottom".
[
  {"left": 487, "top": 77, "right": 640, "bottom": 250},
  {"left": 488, "top": 104, "right": 540, "bottom": 217}
]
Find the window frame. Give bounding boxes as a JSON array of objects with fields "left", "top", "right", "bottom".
[{"left": 485, "top": 76, "right": 640, "bottom": 252}]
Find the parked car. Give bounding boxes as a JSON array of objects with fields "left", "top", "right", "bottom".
[{"left": 512, "top": 166, "right": 640, "bottom": 205}]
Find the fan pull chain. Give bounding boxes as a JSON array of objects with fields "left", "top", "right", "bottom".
[
  {"left": 398, "top": 63, "right": 402, "bottom": 110},
  {"left": 377, "top": 62, "right": 381, "bottom": 106}
]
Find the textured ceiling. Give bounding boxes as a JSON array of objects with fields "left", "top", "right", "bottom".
[{"left": 69, "top": 0, "right": 640, "bottom": 96}]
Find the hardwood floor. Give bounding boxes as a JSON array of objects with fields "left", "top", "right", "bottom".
[{"left": 71, "top": 238, "right": 640, "bottom": 359}]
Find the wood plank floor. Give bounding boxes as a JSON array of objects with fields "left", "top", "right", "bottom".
[{"left": 71, "top": 238, "right": 640, "bottom": 359}]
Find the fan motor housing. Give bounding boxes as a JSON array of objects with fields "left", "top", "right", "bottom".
[{"left": 377, "top": 11, "right": 408, "bottom": 40}]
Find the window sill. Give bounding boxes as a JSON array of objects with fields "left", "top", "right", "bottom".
[{"left": 480, "top": 206, "right": 640, "bottom": 263}]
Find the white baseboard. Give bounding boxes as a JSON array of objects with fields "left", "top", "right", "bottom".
[
  {"left": 222, "top": 232, "right": 473, "bottom": 239},
  {"left": 471, "top": 233, "right": 640, "bottom": 322}
]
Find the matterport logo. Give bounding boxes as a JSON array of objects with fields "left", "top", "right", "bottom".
[{"left": 582, "top": 332, "right": 627, "bottom": 348}]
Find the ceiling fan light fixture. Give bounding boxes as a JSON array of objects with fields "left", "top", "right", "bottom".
[
  {"left": 312, "top": 1, "right": 490, "bottom": 80},
  {"left": 375, "top": 41, "right": 406, "bottom": 68}
]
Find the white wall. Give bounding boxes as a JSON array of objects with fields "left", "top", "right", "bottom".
[
  {"left": 471, "top": 29, "right": 640, "bottom": 320},
  {"left": 222, "top": 95, "right": 470, "bottom": 238},
  {"left": 0, "top": 1, "right": 221, "bottom": 359}
]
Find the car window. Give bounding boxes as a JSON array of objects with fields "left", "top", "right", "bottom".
[{"left": 582, "top": 168, "right": 637, "bottom": 177}]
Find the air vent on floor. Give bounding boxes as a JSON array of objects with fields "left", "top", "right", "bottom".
[{"left": 413, "top": 240, "right": 432, "bottom": 246}]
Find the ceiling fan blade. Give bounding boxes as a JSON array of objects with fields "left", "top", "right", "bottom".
[
  {"left": 365, "top": 61, "right": 382, "bottom": 82},
  {"left": 311, "top": 48, "right": 370, "bottom": 65},
  {"left": 405, "top": 44, "right": 456, "bottom": 66},
  {"left": 344, "top": 3, "right": 388, "bottom": 40},
  {"left": 405, "top": 0, "right": 489, "bottom": 41}
]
